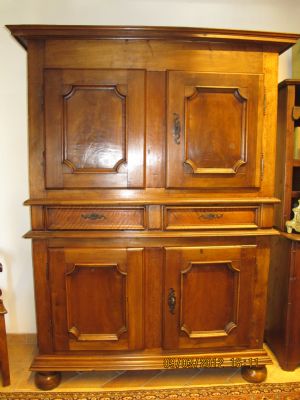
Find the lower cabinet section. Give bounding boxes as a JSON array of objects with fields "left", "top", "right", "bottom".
[{"left": 31, "top": 238, "right": 272, "bottom": 389}]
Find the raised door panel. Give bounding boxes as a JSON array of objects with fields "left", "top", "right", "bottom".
[
  {"left": 45, "top": 69, "right": 145, "bottom": 189},
  {"left": 163, "top": 245, "right": 256, "bottom": 350},
  {"left": 49, "top": 248, "right": 144, "bottom": 351},
  {"left": 166, "top": 71, "right": 263, "bottom": 189}
]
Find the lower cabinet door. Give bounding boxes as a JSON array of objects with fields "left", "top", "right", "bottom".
[
  {"left": 49, "top": 247, "right": 144, "bottom": 351},
  {"left": 163, "top": 245, "right": 257, "bottom": 350}
]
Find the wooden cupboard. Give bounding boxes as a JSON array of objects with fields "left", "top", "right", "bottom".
[
  {"left": 266, "top": 80, "right": 300, "bottom": 371},
  {"left": 266, "top": 235, "right": 300, "bottom": 371},
  {"left": 7, "top": 25, "right": 299, "bottom": 390}
]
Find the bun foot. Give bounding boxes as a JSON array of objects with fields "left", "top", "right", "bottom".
[
  {"left": 241, "top": 365, "right": 267, "bottom": 383},
  {"left": 34, "top": 371, "right": 61, "bottom": 390}
]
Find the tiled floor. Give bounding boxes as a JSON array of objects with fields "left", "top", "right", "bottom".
[{"left": 0, "top": 336, "right": 300, "bottom": 392}]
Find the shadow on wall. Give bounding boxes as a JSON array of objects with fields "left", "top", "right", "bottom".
[{"left": 292, "top": 40, "right": 300, "bottom": 78}]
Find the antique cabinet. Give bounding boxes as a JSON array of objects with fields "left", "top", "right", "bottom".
[
  {"left": 266, "top": 80, "right": 300, "bottom": 371},
  {"left": 7, "top": 25, "right": 299, "bottom": 390}
]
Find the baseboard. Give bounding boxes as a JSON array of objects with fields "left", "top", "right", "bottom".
[{"left": 7, "top": 333, "right": 37, "bottom": 345}]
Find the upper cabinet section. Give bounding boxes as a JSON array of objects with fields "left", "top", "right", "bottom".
[
  {"left": 45, "top": 69, "right": 145, "bottom": 189},
  {"left": 166, "top": 71, "right": 263, "bottom": 189},
  {"left": 7, "top": 25, "right": 300, "bottom": 196}
]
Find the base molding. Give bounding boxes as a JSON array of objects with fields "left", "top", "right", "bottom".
[{"left": 30, "top": 348, "right": 272, "bottom": 371}]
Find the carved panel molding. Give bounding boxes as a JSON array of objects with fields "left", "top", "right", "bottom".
[
  {"left": 62, "top": 85, "right": 127, "bottom": 174},
  {"left": 180, "top": 260, "right": 240, "bottom": 339},
  {"left": 184, "top": 86, "right": 248, "bottom": 175},
  {"left": 65, "top": 263, "right": 127, "bottom": 342}
]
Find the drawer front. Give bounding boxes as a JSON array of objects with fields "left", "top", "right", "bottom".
[
  {"left": 46, "top": 207, "right": 146, "bottom": 230},
  {"left": 164, "top": 206, "right": 259, "bottom": 230}
]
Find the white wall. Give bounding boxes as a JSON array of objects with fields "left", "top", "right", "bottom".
[{"left": 0, "top": 0, "right": 299, "bottom": 333}]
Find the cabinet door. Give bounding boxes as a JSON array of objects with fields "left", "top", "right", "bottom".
[
  {"left": 45, "top": 69, "right": 145, "bottom": 189},
  {"left": 163, "top": 245, "right": 257, "bottom": 350},
  {"left": 49, "top": 248, "right": 144, "bottom": 351},
  {"left": 166, "top": 71, "right": 263, "bottom": 189}
]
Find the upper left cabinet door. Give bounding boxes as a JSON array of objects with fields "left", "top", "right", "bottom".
[{"left": 44, "top": 69, "right": 145, "bottom": 189}]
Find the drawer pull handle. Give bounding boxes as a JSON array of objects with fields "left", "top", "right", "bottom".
[
  {"left": 173, "top": 113, "right": 181, "bottom": 144},
  {"left": 168, "top": 288, "right": 176, "bottom": 314},
  {"left": 199, "top": 213, "right": 223, "bottom": 220},
  {"left": 81, "top": 213, "right": 106, "bottom": 221}
]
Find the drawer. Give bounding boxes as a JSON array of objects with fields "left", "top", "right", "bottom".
[
  {"left": 164, "top": 206, "right": 259, "bottom": 230},
  {"left": 46, "top": 207, "right": 146, "bottom": 230}
]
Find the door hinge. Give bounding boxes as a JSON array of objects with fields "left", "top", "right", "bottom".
[
  {"left": 263, "top": 87, "right": 267, "bottom": 116},
  {"left": 46, "top": 262, "right": 50, "bottom": 281},
  {"left": 42, "top": 149, "right": 47, "bottom": 178},
  {"left": 39, "top": 88, "right": 44, "bottom": 109},
  {"left": 261, "top": 153, "right": 264, "bottom": 180}
]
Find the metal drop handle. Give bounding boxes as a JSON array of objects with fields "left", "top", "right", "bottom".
[
  {"left": 168, "top": 288, "right": 176, "bottom": 314},
  {"left": 173, "top": 113, "right": 181, "bottom": 144},
  {"left": 198, "top": 213, "right": 223, "bottom": 220},
  {"left": 81, "top": 213, "right": 106, "bottom": 221}
]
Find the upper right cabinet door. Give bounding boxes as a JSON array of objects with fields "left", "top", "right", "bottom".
[{"left": 166, "top": 71, "right": 264, "bottom": 189}]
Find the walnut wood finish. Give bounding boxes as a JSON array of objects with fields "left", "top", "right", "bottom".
[
  {"left": 0, "top": 264, "right": 10, "bottom": 387},
  {"left": 163, "top": 245, "right": 258, "bottom": 350},
  {"left": 24, "top": 198, "right": 280, "bottom": 206},
  {"left": 166, "top": 71, "right": 263, "bottom": 189},
  {"left": 49, "top": 248, "right": 144, "bottom": 352},
  {"left": 274, "top": 83, "right": 296, "bottom": 230},
  {"left": 7, "top": 25, "right": 299, "bottom": 389},
  {"left": 46, "top": 207, "right": 145, "bottom": 230},
  {"left": 7, "top": 25, "right": 299, "bottom": 53},
  {"left": 24, "top": 229, "right": 279, "bottom": 240},
  {"left": 46, "top": 206, "right": 266, "bottom": 231},
  {"left": 164, "top": 206, "right": 260, "bottom": 230},
  {"left": 266, "top": 80, "right": 300, "bottom": 371},
  {"left": 10, "top": 33, "right": 284, "bottom": 202},
  {"left": 31, "top": 348, "right": 272, "bottom": 371},
  {"left": 45, "top": 69, "right": 145, "bottom": 189}
]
